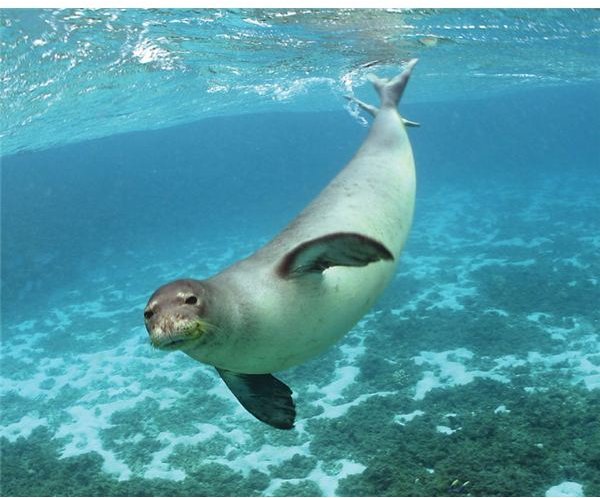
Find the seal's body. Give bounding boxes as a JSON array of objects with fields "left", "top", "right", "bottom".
[{"left": 144, "top": 60, "right": 419, "bottom": 429}]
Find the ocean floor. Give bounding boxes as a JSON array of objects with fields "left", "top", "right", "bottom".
[{"left": 1, "top": 172, "right": 599, "bottom": 496}]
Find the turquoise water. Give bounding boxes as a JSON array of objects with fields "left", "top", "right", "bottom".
[{"left": 1, "top": 8, "right": 600, "bottom": 497}]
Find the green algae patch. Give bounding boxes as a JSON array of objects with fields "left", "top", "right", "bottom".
[
  {"left": 0, "top": 426, "right": 270, "bottom": 496},
  {"left": 0, "top": 427, "right": 113, "bottom": 497},
  {"left": 333, "top": 381, "right": 600, "bottom": 497},
  {"left": 273, "top": 480, "right": 322, "bottom": 496},
  {"left": 0, "top": 393, "right": 44, "bottom": 426},
  {"left": 269, "top": 454, "right": 318, "bottom": 479}
]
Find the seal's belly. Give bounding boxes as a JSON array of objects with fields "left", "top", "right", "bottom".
[
  {"left": 279, "top": 262, "right": 396, "bottom": 371},
  {"left": 221, "top": 259, "right": 396, "bottom": 373}
]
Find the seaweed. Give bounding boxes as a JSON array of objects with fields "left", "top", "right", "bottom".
[
  {"left": 332, "top": 381, "right": 600, "bottom": 496},
  {"left": 271, "top": 480, "right": 322, "bottom": 496},
  {"left": 268, "top": 454, "right": 318, "bottom": 479},
  {"left": 0, "top": 426, "right": 271, "bottom": 496}
]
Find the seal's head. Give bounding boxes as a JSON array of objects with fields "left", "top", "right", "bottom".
[{"left": 144, "top": 279, "right": 213, "bottom": 351}]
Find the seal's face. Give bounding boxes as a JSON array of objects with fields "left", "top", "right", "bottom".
[{"left": 144, "top": 279, "right": 212, "bottom": 351}]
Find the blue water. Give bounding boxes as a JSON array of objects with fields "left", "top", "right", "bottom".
[{"left": 1, "top": 8, "right": 600, "bottom": 497}]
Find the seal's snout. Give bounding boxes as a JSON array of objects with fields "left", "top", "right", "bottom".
[{"left": 144, "top": 278, "right": 211, "bottom": 351}]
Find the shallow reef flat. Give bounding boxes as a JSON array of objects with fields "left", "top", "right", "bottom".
[{"left": 1, "top": 172, "right": 599, "bottom": 497}]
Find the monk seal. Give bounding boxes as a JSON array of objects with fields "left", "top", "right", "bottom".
[{"left": 144, "top": 59, "right": 419, "bottom": 429}]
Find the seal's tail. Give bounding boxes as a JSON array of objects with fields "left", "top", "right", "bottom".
[
  {"left": 345, "top": 58, "right": 419, "bottom": 126},
  {"left": 369, "top": 58, "right": 418, "bottom": 109}
]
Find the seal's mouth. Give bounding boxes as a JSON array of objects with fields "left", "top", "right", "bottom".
[
  {"left": 150, "top": 319, "right": 210, "bottom": 351},
  {"left": 154, "top": 337, "right": 193, "bottom": 350}
]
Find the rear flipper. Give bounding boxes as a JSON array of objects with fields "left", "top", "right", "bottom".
[
  {"left": 369, "top": 58, "right": 418, "bottom": 109},
  {"left": 345, "top": 95, "right": 420, "bottom": 126},
  {"left": 346, "top": 58, "right": 419, "bottom": 124}
]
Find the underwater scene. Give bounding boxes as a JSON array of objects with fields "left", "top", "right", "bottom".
[{"left": 1, "top": 8, "right": 599, "bottom": 497}]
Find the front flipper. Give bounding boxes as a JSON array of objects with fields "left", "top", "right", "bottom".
[
  {"left": 277, "top": 232, "right": 394, "bottom": 279},
  {"left": 216, "top": 368, "right": 295, "bottom": 430}
]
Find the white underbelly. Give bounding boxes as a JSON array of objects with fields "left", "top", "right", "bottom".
[{"left": 227, "top": 258, "right": 396, "bottom": 373}]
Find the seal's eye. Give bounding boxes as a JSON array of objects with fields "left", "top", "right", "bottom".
[
  {"left": 144, "top": 310, "right": 154, "bottom": 320},
  {"left": 185, "top": 295, "right": 198, "bottom": 305}
]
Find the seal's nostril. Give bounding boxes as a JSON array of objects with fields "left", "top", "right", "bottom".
[
  {"left": 144, "top": 310, "right": 154, "bottom": 320},
  {"left": 185, "top": 295, "right": 198, "bottom": 305}
]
